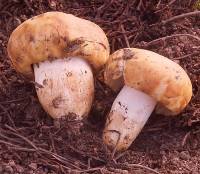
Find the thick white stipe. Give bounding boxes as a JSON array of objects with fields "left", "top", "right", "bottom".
[
  {"left": 33, "top": 57, "right": 94, "bottom": 120},
  {"left": 103, "top": 85, "right": 157, "bottom": 151}
]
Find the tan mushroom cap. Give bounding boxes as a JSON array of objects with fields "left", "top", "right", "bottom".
[
  {"left": 7, "top": 11, "right": 110, "bottom": 78},
  {"left": 104, "top": 48, "right": 192, "bottom": 116}
]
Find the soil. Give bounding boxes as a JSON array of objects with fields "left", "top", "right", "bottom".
[{"left": 0, "top": 0, "right": 200, "bottom": 174}]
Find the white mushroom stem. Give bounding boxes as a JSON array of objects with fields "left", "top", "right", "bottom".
[
  {"left": 33, "top": 57, "right": 94, "bottom": 121},
  {"left": 103, "top": 85, "right": 157, "bottom": 151}
]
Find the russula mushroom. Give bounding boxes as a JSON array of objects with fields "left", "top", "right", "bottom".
[
  {"left": 7, "top": 12, "right": 109, "bottom": 122},
  {"left": 103, "top": 48, "right": 192, "bottom": 151}
]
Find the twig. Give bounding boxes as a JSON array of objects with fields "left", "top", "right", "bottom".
[
  {"left": 173, "top": 51, "right": 200, "bottom": 60},
  {"left": 0, "top": 140, "right": 36, "bottom": 152},
  {"left": 5, "top": 124, "right": 38, "bottom": 150},
  {"left": 145, "top": 34, "right": 200, "bottom": 47},
  {"left": 7, "top": 146, "right": 36, "bottom": 152},
  {"left": 39, "top": 149, "right": 82, "bottom": 169},
  {"left": 0, "top": 97, "right": 28, "bottom": 104},
  {"left": 114, "top": 151, "right": 128, "bottom": 161},
  {"left": 78, "top": 166, "right": 104, "bottom": 173},
  {"left": 87, "top": 158, "right": 91, "bottom": 169},
  {"left": 109, "top": 130, "right": 121, "bottom": 160},
  {"left": 117, "top": 162, "right": 161, "bottom": 174},
  {"left": 0, "top": 131, "right": 23, "bottom": 145},
  {"left": 155, "top": 0, "right": 177, "bottom": 13},
  {"left": 144, "top": 127, "right": 163, "bottom": 132},
  {"left": 53, "top": 126, "right": 64, "bottom": 136},
  {"left": 38, "top": 158, "right": 60, "bottom": 171},
  {"left": 23, "top": 0, "right": 34, "bottom": 12},
  {"left": 193, "top": 129, "right": 200, "bottom": 134},
  {"left": 0, "top": 138, "right": 84, "bottom": 171},
  {"left": 156, "top": 0, "right": 162, "bottom": 8},
  {"left": 0, "top": 104, "right": 16, "bottom": 128},
  {"left": 111, "top": 38, "right": 116, "bottom": 53},
  {"left": 49, "top": 132, "right": 57, "bottom": 154},
  {"left": 66, "top": 143, "right": 106, "bottom": 163},
  {"left": 137, "top": 0, "right": 144, "bottom": 11},
  {"left": 162, "top": 11, "right": 200, "bottom": 25},
  {"left": 3, "top": 125, "right": 85, "bottom": 170},
  {"left": 121, "top": 24, "right": 130, "bottom": 48},
  {"left": 181, "top": 132, "right": 191, "bottom": 147}
]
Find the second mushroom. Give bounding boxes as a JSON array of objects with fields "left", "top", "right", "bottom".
[
  {"left": 7, "top": 12, "right": 109, "bottom": 125},
  {"left": 103, "top": 48, "right": 192, "bottom": 151}
]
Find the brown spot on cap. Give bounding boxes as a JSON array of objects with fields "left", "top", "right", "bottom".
[
  {"left": 29, "top": 35, "right": 35, "bottom": 42},
  {"left": 64, "top": 38, "right": 85, "bottom": 53},
  {"left": 122, "top": 49, "right": 135, "bottom": 60},
  {"left": 96, "top": 42, "right": 107, "bottom": 50},
  {"left": 63, "top": 36, "right": 68, "bottom": 42},
  {"left": 16, "top": 57, "right": 23, "bottom": 63},
  {"left": 43, "top": 79, "right": 48, "bottom": 85},
  {"left": 52, "top": 96, "right": 64, "bottom": 108}
]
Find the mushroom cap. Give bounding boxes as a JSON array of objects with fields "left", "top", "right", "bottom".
[
  {"left": 7, "top": 11, "right": 110, "bottom": 78},
  {"left": 104, "top": 48, "right": 192, "bottom": 116}
]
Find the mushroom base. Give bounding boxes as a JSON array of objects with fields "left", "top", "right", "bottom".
[
  {"left": 103, "top": 85, "right": 157, "bottom": 151},
  {"left": 33, "top": 57, "right": 94, "bottom": 121}
]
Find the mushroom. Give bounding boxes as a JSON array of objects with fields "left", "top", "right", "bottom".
[
  {"left": 7, "top": 12, "right": 109, "bottom": 123},
  {"left": 103, "top": 48, "right": 192, "bottom": 151}
]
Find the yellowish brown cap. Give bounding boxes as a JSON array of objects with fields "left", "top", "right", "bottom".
[
  {"left": 7, "top": 12, "right": 110, "bottom": 78},
  {"left": 104, "top": 48, "right": 192, "bottom": 116}
]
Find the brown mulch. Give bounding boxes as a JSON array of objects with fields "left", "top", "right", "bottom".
[{"left": 0, "top": 0, "right": 200, "bottom": 173}]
